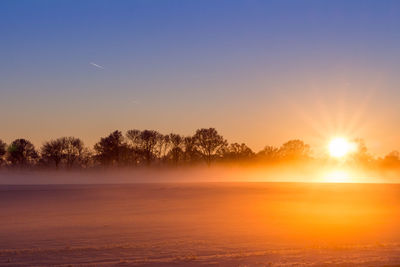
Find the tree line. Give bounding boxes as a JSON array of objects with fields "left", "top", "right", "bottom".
[{"left": 0, "top": 128, "right": 399, "bottom": 170}]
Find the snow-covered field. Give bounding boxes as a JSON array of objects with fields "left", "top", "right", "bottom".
[{"left": 1, "top": 182, "right": 400, "bottom": 266}]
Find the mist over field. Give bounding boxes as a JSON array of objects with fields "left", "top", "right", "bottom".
[
  {"left": 1, "top": 166, "right": 400, "bottom": 265},
  {"left": 1, "top": 181, "right": 400, "bottom": 266},
  {"left": 1, "top": 163, "right": 400, "bottom": 185},
  {"left": 0, "top": 167, "right": 318, "bottom": 184}
]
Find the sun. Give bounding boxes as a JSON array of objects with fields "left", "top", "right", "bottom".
[{"left": 328, "top": 137, "right": 354, "bottom": 158}]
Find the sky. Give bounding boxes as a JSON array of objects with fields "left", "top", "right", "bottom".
[{"left": 1, "top": 0, "right": 400, "bottom": 155}]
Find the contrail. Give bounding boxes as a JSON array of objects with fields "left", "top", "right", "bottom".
[{"left": 90, "top": 62, "right": 105, "bottom": 69}]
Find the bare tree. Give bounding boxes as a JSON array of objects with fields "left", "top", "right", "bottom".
[
  {"left": 126, "top": 129, "right": 160, "bottom": 165},
  {"left": 41, "top": 139, "right": 64, "bottom": 168},
  {"left": 224, "top": 143, "right": 254, "bottom": 162},
  {"left": 62, "top": 137, "right": 85, "bottom": 168},
  {"left": 183, "top": 136, "right": 199, "bottom": 164},
  {"left": 126, "top": 130, "right": 141, "bottom": 147},
  {"left": 168, "top": 134, "right": 184, "bottom": 165},
  {"left": 257, "top": 146, "right": 280, "bottom": 162},
  {"left": 141, "top": 130, "right": 160, "bottom": 165},
  {"left": 193, "top": 128, "right": 227, "bottom": 166},
  {"left": 78, "top": 147, "right": 94, "bottom": 168},
  {"left": 7, "top": 139, "right": 38, "bottom": 167},
  {"left": 125, "top": 130, "right": 142, "bottom": 166},
  {"left": 41, "top": 137, "right": 86, "bottom": 169},
  {"left": 94, "top": 131, "right": 127, "bottom": 167},
  {"left": 155, "top": 134, "right": 171, "bottom": 163},
  {"left": 278, "top": 140, "right": 310, "bottom": 161}
]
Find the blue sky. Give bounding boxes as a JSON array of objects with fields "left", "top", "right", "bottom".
[{"left": 1, "top": 0, "right": 400, "bottom": 154}]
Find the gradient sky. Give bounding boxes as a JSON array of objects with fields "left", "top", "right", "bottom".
[{"left": 1, "top": 0, "right": 400, "bottom": 155}]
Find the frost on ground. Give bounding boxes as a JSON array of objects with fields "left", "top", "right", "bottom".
[{"left": 1, "top": 182, "right": 400, "bottom": 266}]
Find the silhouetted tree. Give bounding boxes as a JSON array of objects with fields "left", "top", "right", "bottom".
[
  {"left": 350, "top": 138, "right": 372, "bottom": 164},
  {"left": 278, "top": 140, "right": 310, "bottom": 161},
  {"left": 257, "top": 145, "right": 280, "bottom": 162},
  {"left": 94, "top": 131, "right": 127, "bottom": 167},
  {"left": 141, "top": 130, "right": 160, "bottom": 165},
  {"left": 126, "top": 130, "right": 141, "bottom": 144},
  {"left": 381, "top": 150, "right": 400, "bottom": 168},
  {"left": 223, "top": 143, "right": 254, "bottom": 162},
  {"left": 41, "top": 137, "right": 86, "bottom": 169},
  {"left": 168, "top": 134, "right": 184, "bottom": 165},
  {"left": 155, "top": 134, "right": 171, "bottom": 163},
  {"left": 183, "top": 136, "right": 200, "bottom": 164},
  {"left": 7, "top": 139, "right": 38, "bottom": 167},
  {"left": 125, "top": 129, "right": 141, "bottom": 166},
  {"left": 41, "top": 139, "right": 64, "bottom": 168},
  {"left": 0, "top": 140, "right": 6, "bottom": 166},
  {"left": 126, "top": 129, "right": 160, "bottom": 165},
  {"left": 5, "top": 128, "right": 400, "bottom": 171},
  {"left": 193, "top": 128, "right": 227, "bottom": 165},
  {"left": 78, "top": 147, "right": 94, "bottom": 168},
  {"left": 62, "top": 137, "right": 85, "bottom": 168}
]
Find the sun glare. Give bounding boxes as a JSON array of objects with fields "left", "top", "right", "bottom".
[
  {"left": 323, "top": 170, "right": 350, "bottom": 183},
  {"left": 328, "top": 137, "right": 354, "bottom": 158}
]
